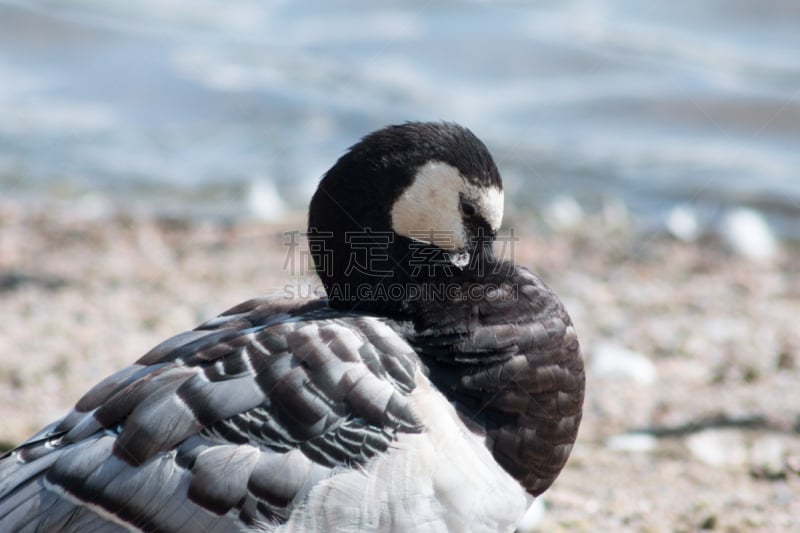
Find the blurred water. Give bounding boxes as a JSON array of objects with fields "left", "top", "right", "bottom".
[{"left": 1, "top": 0, "right": 799, "bottom": 236}]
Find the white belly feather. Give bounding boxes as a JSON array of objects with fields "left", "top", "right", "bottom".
[{"left": 276, "top": 371, "right": 530, "bottom": 533}]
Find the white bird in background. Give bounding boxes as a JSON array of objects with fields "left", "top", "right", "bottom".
[{"left": 0, "top": 122, "right": 585, "bottom": 532}]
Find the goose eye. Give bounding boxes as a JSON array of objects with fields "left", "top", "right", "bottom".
[{"left": 460, "top": 199, "right": 478, "bottom": 218}]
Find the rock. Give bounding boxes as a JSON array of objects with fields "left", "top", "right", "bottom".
[
  {"left": 606, "top": 432, "right": 657, "bottom": 453},
  {"left": 787, "top": 454, "right": 800, "bottom": 475},
  {"left": 686, "top": 429, "right": 747, "bottom": 468},
  {"left": 590, "top": 342, "right": 657, "bottom": 385},
  {"left": 602, "top": 197, "right": 629, "bottom": 229},
  {"left": 719, "top": 208, "right": 778, "bottom": 262},
  {"left": 665, "top": 204, "right": 701, "bottom": 242},
  {"left": 247, "top": 178, "right": 287, "bottom": 221},
  {"left": 544, "top": 195, "right": 584, "bottom": 231},
  {"left": 699, "top": 514, "right": 717, "bottom": 530},
  {"left": 749, "top": 436, "right": 786, "bottom": 479}
]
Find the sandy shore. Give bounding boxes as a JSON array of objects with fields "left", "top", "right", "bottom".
[{"left": 1, "top": 201, "right": 798, "bottom": 531}]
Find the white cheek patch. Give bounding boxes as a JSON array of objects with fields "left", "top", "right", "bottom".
[
  {"left": 391, "top": 162, "right": 468, "bottom": 251},
  {"left": 390, "top": 161, "right": 505, "bottom": 251}
]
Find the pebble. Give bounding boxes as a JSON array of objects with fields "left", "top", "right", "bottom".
[
  {"left": 544, "top": 195, "right": 584, "bottom": 230},
  {"left": 602, "top": 197, "right": 629, "bottom": 228},
  {"left": 665, "top": 204, "right": 701, "bottom": 242},
  {"left": 71, "top": 193, "right": 115, "bottom": 221},
  {"left": 719, "top": 208, "right": 778, "bottom": 262},
  {"left": 590, "top": 342, "right": 657, "bottom": 385},
  {"left": 247, "top": 178, "right": 287, "bottom": 221},
  {"left": 749, "top": 436, "right": 786, "bottom": 479},
  {"left": 606, "top": 432, "right": 658, "bottom": 453},
  {"left": 685, "top": 429, "right": 747, "bottom": 468}
]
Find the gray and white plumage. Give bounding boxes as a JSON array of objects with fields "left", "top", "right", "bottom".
[{"left": 0, "top": 122, "right": 584, "bottom": 532}]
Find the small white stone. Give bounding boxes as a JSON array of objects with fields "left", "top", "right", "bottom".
[
  {"left": 607, "top": 432, "right": 657, "bottom": 453},
  {"left": 247, "top": 178, "right": 286, "bottom": 221},
  {"left": 590, "top": 342, "right": 657, "bottom": 385},
  {"left": 544, "top": 195, "right": 584, "bottom": 230},
  {"left": 750, "top": 436, "right": 785, "bottom": 478},
  {"left": 665, "top": 204, "right": 701, "bottom": 242},
  {"left": 719, "top": 208, "right": 778, "bottom": 262},
  {"left": 686, "top": 429, "right": 747, "bottom": 468},
  {"left": 602, "top": 197, "right": 629, "bottom": 228},
  {"left": 67, "top": 193, "right": 114, "bottom": 221}
]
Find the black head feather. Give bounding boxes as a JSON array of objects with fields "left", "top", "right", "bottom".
[{"left": 308, "top": 122, "right": 502, "bottom": 315}]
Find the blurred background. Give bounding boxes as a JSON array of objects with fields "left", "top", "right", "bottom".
[
  {"left": 1, "top": 0, "right": 799, "bottom": 238},
  {"left": 1, "top": 1, "right": 799, "bottom": 530}
]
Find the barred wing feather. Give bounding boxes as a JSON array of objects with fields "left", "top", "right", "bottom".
[{"left": 0, "top": 297, "right": 423, "bottom": 532}]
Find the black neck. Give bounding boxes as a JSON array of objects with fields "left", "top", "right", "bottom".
[{"left": 405, "top": 260, "right": 585, "bottom": 497}]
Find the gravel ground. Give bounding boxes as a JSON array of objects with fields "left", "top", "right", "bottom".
[{"left": 1, "top": 201, "right": 798, "bottom": 532}]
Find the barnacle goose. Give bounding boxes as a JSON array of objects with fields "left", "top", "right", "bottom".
[{"left": 0, "top": 122, "right": 584, "bottom": 532}]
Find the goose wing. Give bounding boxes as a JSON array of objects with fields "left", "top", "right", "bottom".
[{"left": 0, "top": 297, "right": 422, "bottom": 532}]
